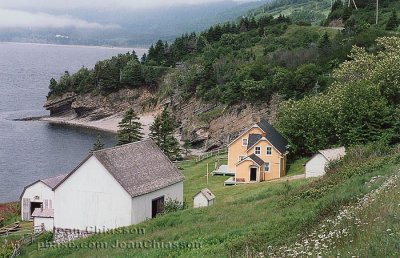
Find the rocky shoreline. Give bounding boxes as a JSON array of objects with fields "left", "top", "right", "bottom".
[
  {"left": 39, "top": 113, "right": 156, "bottom": 136},
  {"left": 42, "top": 88, "right": 282, "bottom": 151}
]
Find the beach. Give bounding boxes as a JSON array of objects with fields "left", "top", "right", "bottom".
[{"left": 40, "top": 113, "right": 156, "bottom": 135}]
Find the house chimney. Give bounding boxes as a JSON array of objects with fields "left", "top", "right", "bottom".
[{"left": 262, "top": 132, "right": 267, "bottom": 138}]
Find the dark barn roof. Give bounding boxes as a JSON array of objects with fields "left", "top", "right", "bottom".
[
  {"left": 55, "top": 139, "right": 184, "bottom": 198},
  {"left": 257, "top": 119, "right": 288, "bottom": 154}
]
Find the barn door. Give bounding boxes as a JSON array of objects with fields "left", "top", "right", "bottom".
[
  {"left": 151, "top": 196, "right": 165, "bottom": 218},
  {"left": 22, "top": 198, "right": 30, "bottom": 220}
]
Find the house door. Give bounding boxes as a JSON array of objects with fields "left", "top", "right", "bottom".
[
  {"left": 250, "top": 167, "right": 257, "bottom": 181},
  {"left": 152, "top": 196, "right": 165, "bottom": 218}
]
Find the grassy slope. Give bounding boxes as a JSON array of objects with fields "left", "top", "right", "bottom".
[
  {"left": 252, "top": 0, "right": 331, "bottom": 21},
  {"left": 21, "top": 147, "right": 400, "bottom": 257},
  {"left": 0, "top": 202, "right": 19, "bottom": 226}
]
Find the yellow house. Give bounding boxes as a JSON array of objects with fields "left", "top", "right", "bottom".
[{"left": 224, "top": 119, "right": 288, "bottom": 184}]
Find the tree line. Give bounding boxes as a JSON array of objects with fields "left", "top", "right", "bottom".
[{"left": 92, "top": 107, "right": 183, "bottom": 161}]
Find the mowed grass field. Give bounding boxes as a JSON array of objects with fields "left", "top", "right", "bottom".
[{"left": 21, "top": 146, "right": 400, "bottom": 257}]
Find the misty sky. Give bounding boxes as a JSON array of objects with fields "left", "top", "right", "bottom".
[{"left": 0, "top": 0, "right": 253, "bottom": 29}]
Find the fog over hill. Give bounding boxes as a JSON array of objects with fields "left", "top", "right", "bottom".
[{"left": 0, "top": 0, "right": 269, "bottom": 46}]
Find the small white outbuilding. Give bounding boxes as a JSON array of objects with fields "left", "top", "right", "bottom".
[
  {"left": 20, "top": 174, "right": 67, "bottom": 221},
  {"left": 193, "top": 188, "right": 215, "bottom": 208},
  {"left": 32, "top": 208, "right": 54, "bottom": 231},
  {"left": 305, "top": 147, "right": 346, "bottom": 178}
]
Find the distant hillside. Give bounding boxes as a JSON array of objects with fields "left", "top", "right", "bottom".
[
  {"left": 0, "top": 1, "right": 270, "bottom": 47},
  {"left": 249, "top": 0, "right": 332, "bottom": 24}
]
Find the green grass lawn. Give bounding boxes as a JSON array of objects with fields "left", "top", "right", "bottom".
[
  {"left": 20, "top": 145, "right": 400, "bottom": 257},
  {"left": 286, "top": 157, "right": 308, "bottom": 176}
]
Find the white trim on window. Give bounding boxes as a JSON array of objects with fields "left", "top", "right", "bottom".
[
  {"left": 266, "top": 146, "right": 272, "bottom": 156},
  {"left": 242, "top": 138, "right": 248, "bottom": 146},
  {"left": 264, "top": 162, "right": 270, "bottom": 172},
  {"left": 238, "top": 155, "right": 246, "bottom": 162},
  {"left": 255, "top": 146, "right": 261, "bottom": 155}
]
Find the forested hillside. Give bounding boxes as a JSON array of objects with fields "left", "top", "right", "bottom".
[
  {"left": 47, "top": 0, "right": 400, "bottom": 154},
  {"left": 251, "top": 0, "right": 332, "bottom": 24}
]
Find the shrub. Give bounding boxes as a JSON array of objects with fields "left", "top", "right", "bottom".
[{"left": 162, "top": 198, "right": 186, "bottom": 215}]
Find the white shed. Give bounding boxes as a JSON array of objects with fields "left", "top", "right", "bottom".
[
  {"left": 305, "top": 147, "right": 346, "bottom": 178},
  {"left": 193, "top": 188, "right": 215, "bottom": 208},
  {"left": 53, "top": 139, "right": 184, "bottom": 234},
  {"left": 32, "top": 208, "right": 54, "bottom": 231},
  {"left": 20, "top": 174, "right": 67, "bottom": 221}
]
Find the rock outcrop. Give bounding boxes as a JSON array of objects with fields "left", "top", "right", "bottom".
[
  {"left": 44, "top": 88, "right": 281, "bottom": 151},
  {"left": 44, "top": 88, "right": 157, "bottom": 120},
  {"left": 172, "top": 94, "right": 282, "bottom": 151}
]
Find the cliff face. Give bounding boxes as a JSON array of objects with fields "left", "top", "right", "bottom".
[
  {"left": 44, "top": 88, "right": 157, "bottom": 120},
  {"left": 44, "top": 89, "right": 281, "bottom": 151},
  {"left": 171, "top": 94, "right": 282, "bottom": 150}
]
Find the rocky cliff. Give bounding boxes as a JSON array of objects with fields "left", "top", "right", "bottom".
[
  {"left": 172, "top": 94, "right": 282, "bottom": 150},
  {"left": 44, "top": 89, "right": 281, "bottom": 151},
  {"left": 44, "top": 88, "right": 157, "bottom": 120}
]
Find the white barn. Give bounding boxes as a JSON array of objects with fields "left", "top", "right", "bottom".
[
  {"left": 52, "top": 139, "right": 184, "bottom": 232},
  {"left": 193, "top": 188, "right": 215, "bottom": 208},
  {"left": 305, "top": 147, "right": 346, "bottom": 178},
  {"left": 20, "top": 174, "right": 67, "bottom": 221}
]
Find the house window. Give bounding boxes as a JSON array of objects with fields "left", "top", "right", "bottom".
[
  {"left": 266, "top": 146, "right": 272, "bottom": 156},
  {"left": 264, "top": 162, "right": 270, "bottom": 172},
  {"left": 238, "top": 155, "right": 246, "bottom": 161},
  {"left": 242, "top": 138, "right": 248, "bottom": 146},
  {"left": 255, "top": 146, "right": 261, "bottom": 155}
]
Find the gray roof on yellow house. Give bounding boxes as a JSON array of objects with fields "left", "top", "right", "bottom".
[
  {"left": 55, "top": 139, "right": 184, "bottom": 198},
  {"left": 256, "top": 119, "right": 288, "bottom": 154},
  {"left": 247, "top": 134, "right": 263, "bottom": 150},
  {"left": 248, "top": 154, "right": 265, "bottom": 166}
]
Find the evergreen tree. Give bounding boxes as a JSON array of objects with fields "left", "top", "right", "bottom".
[
  {"left": 318, "top": 32, "right": 332, "bottom": 54},
  {"left": 149, "top": 115, "right": 163, "bottom": 146},
  {"left": 48, "top": 78, "right": 58, "bottom": 94},
  {"left": 386, "top": 10, "right": 399, "bottom": 31},
  {"left": 332, "top": 0, "right": 343, "bottom": 12},
  {"left": 131, "top": 50, "right": 139, "bottom": 62},
  {"left": 117, "top": 108, "right": 143, "bottom": 146},
  {"left": 149, "top": 108, "right": 181, "bottom": 160},
  {"left": 183, "top": 140, "right": 192, "bottom": 157},
  {"left": 120, "top": 60, "right": 143, "bottom": 87},
  {"left": 92, "top": 135, "right": 105, "bottom": 152},
  {"left": 141, "top": 53, "right": 147, "bottom": 64}
]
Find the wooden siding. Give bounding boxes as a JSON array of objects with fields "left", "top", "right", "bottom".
[
  {"left": 248, "top": 139, "right": 285, "bottom": 181},
  {"left": 227, "top": 127, "right": 264, "bottom": 173}
]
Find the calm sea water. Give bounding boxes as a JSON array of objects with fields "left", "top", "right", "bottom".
[{"left": 0, "top": 43, "right": 146, "bottom": 203}]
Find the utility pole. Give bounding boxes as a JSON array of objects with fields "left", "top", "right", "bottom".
[
  {"left": 376, "top": 0, "right": 379, "bottom": 24},
  {"left": 348, "top": 0, "right": 358, "bottom": 10}
]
